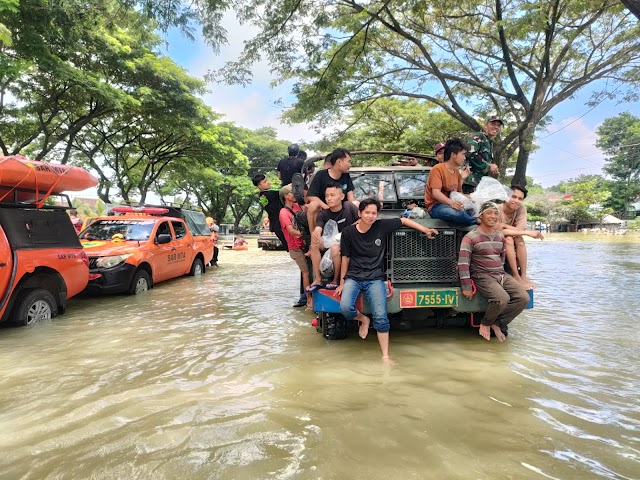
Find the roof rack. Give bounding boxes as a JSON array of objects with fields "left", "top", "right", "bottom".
[{"left": 0, "top": 187, "right": 73, "bottom": 209}]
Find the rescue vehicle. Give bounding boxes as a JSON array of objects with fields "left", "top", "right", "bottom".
[
  {"left": 79, "top": 207, "right": 214, "bottom": 294},
  {"left": 0, "top": 155, "right": 96, "bottom": 326}
]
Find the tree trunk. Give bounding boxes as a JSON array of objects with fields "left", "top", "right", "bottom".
[
  {"left": 513, "top": 147, "right": 529, "bottom": 186},
  {"left": 513, "top": 123, "right": 535, "bottom": 186},
  {"left": 621, "top": 0, "right": 640, "bottom": 20}
]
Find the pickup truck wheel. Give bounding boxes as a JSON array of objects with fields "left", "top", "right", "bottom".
[
  {"left": 13, "top": 289, "right": 57, "bottom": 326},
  {"left": 321, "top": 313, "right": 347, "bottom": 340},
  {"left": 129, "top": 270, "right": 151, "bottom": 295},
  {"left": 189, "top": 258, "right": 204, "bottom": 276}
]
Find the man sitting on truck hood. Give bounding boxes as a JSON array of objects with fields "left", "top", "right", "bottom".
[{"left": 458, "top": 201, "right": 529, "bottom": 341}]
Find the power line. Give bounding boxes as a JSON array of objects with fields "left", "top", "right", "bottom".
[{"left": 538, "top": 82, "right": 626, "bottom": 140}]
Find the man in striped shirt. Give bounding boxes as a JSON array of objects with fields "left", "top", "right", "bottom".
[{"left": 458, "top": 202, "right": 529, "bottom": 341}]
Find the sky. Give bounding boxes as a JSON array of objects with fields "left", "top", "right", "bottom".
[{"left": 160, "top": 13, "right": 639, "bottom": 189}]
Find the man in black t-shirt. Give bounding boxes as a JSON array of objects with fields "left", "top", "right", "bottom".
[
  {"left": 252, "top": 173, "right": 287, "bottom": 249},
  {"left": 337, "top": 198, "right": 438, "bottom": 361},
  {"left": 307, "top": 182, "right": 359, "bottom": 291},
  {"left": 253, "top": 173, "right": 308, "bottom": 307},
  {"left": 277, "top": 144, "right": 304, "bottom": 187},
  {"left": 306, "top": 148, "right": 356, "bottom": 233}
]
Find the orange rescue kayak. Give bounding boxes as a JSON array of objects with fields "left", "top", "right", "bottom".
[{"left": 0, "top": 155, "right": 98, "bottom": 194}]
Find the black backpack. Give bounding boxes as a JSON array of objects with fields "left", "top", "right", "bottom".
[{"left": 283, "top": 206, "right": 310, "bottom": 251}]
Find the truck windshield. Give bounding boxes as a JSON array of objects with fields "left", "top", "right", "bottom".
[
  {"left": 396, "top": 172, "right": 428, "bottom": 199},
  {"left": 80, "top": 219, "right": 156, "bottom": 241},
  {"left": 351, "top": 172, "right": 397, "bottom": 202}
]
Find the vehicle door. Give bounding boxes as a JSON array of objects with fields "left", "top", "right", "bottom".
[
  {"left": 170, "top": 220, "right": 193, "bottom": 275},
  {"left": 0, "top": 227, "right": 14, "bottom": 314},
  {"left": 153, "top": 221, "right": 175, "bottom": 282}
]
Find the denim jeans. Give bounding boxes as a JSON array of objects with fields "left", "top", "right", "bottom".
[
  {"left": 340, "top": 278, "right": 390, "bottom": 333},
  {"left": 429, "top": 203, "right": 477, "bottom": 226}
]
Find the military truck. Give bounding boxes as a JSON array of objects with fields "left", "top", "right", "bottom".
[{"left": 307, "top": 153, "right": 491, "bottom": 339}]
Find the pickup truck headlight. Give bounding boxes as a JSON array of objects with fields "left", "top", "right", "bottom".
[{"left": 95, "top": 254, "right": 132, "bottom": 269}]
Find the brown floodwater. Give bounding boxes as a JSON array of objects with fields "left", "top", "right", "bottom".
[{"left": 0, "top": 234, "right": 638, "bottom": 479}]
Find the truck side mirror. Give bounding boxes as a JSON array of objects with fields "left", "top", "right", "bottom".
[{"left": 156, "top": 233, "right": 172, "bottom": 244}]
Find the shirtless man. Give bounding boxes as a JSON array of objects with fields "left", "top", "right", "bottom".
[
  {"left": 497, "top": 185, "right": 544, "bottom": 290},
  {"left": 458, "top": 201, "right": 529, "bottom": 341}
]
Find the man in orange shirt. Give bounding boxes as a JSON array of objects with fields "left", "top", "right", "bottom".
[{"left": 424, "top": 138, "right": 476, "bottom": 226}]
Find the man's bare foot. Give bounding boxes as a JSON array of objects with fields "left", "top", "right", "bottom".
[
  {"left": 356, "top": 313, "right": 370, "bottom": 339},
  {"left": 522, "top": 276, "right": 536, "bottom": 290},
  {"left": 382, "top": 355, "right": 397, "bottom": 365},
  {"left": 490, "top": 324, "right": 506, "bottom": 342},
  {"left": 479, "top": 324, "right": 491, "bottom": 341}
]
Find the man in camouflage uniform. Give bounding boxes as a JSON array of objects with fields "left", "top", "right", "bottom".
[{"left": 462, "top": 115, "right": 503, "bottom": 194}]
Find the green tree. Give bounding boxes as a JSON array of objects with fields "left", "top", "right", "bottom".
[
  {"left": 318, "top": 98, "right": 469, "bottom": 158},
  {"left": 596, "top": 112, "right": 640, "bottom": 216},
  {"left": 0, "top": 0, "right": 150, "bottom": 159},
  {"left": 214, "top": 0, "right": 640, "bottom": 185},
  {"left": 220, "top": 124, "right": 290, "bottom": 177},
  {"left": 0, "top": 0, "right": 18, "bottom": 46},
  {"left": 549, "top": 175, "right": 613, "bottom": 227}
]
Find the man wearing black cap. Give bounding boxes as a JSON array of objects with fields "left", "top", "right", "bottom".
[
  {"left": 462, "top": 116, "right": 503, "bottom": 194},
  {"left": 277, "top": 144, "right": 305, "bottom": 187}
]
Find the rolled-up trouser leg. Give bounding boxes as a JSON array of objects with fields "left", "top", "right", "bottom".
[
  {"left": 473, "top": 275, "right": 510, "bottom": 326},
  {"left": 495, "top": 275, "right": 529, "bottom": 327}
]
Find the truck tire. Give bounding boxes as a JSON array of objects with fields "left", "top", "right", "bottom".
[
  {"left": 129, "top": 270, "right": 151, "bottom": 295},
  {"left": 12, "top": 289, "right": 57, "bottom": 326},
  {"left": 189, "top": 257, "right": 204, "bottom": 276},
  {"left": 321, "top": 313, "right": 347, "bottom": 340}
]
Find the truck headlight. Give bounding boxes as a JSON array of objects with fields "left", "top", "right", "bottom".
[{"left": 95, "top": 254, "right": 132, "bottom": 269}]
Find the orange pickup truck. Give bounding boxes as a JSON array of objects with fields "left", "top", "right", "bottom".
[
  {"left": 0, "top": 155, "right": 96, "bottom": 326},
  {"left": 79, "top": 207, "right": 213, "bottom": 294}
]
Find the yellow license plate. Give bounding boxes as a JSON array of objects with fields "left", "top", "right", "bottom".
[{"left": 400, "top": 290, "right": 458, "bottom": 308}]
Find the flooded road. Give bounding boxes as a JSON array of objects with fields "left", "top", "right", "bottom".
[{"left": 1, "top": 235, "right": 639, "bottom": 479}]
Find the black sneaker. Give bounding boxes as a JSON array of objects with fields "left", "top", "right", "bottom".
[
  {"left": 292, "top": 300, "right": 307, "bottom": 308},
  {"left": 291, "top": 173, "right": 305, "bottom": 205}
]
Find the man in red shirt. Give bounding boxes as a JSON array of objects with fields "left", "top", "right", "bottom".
[{"left": 279, "top": 184, "right": 312, "bottom": 308}]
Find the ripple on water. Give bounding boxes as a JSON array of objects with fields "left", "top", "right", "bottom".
[{"left": 0, "top": 242, "right": 639, "bottom": 479}]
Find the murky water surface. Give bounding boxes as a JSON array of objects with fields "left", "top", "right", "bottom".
[{"left": 1, "top": 234, "right": 639, "bottom": 479}]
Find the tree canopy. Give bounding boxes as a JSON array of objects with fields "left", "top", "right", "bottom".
[
  {"left": 0, "top": 0, "right": 292, "bottom": 225},
  {"left": 212, "top": 0, "right": 640, "bottom": 185},
  {"left": 596, "top": 112, "right": 640, "bottom": 215}
]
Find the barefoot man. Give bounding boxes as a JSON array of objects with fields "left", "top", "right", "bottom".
[
  {"left": 458, "top": 201, "right": 529, "bottom": 341},
  {"left": 336, "top": 198, "right": 438, "bottom": 360},
  {"left": 497, "top": 184, "right": 544, "bottom": 290}
]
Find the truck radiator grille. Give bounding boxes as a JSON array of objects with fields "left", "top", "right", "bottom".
[{"left": 389, "top": 228, "right": 459, "bottom": 283}]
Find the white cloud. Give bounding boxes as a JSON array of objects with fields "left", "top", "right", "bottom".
[
  {"left": 166, "top": 12, "right": 321, "bottom": 144},
  {"left": 528, "top": 117, "right": 606, "bottom": 187}
]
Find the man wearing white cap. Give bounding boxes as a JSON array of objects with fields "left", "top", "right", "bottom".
[{"left": 458, "top": 201, "right": 529, "bottom": 341}]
